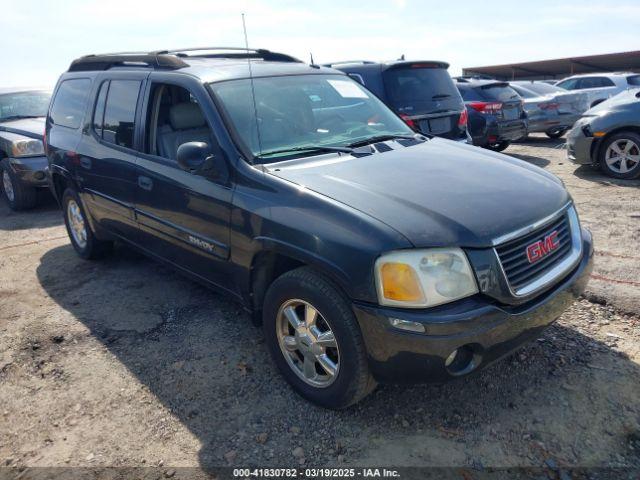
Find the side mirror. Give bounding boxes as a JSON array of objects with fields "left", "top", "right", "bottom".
[{"left": 176, "top": 141, "right": 212, "bottom": 171}]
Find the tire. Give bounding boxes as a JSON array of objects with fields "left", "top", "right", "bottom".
[
  {"left": 545, "top": 128, "right": 567, "bottom": 139},
  {"left": 485, "top": 140, "right": 510, "bottom": 152},
  {"left": 62, "top": 188, "right": 113, "bottom": 259},
  {"left": 262, "top": 267, "right": 376, "bottom": 409},
  {"left": 1, "top": 161, "right": 37, "bottom": 211},
  {"left": 598, "top": 131, "right": 640, "bottom": 179}
]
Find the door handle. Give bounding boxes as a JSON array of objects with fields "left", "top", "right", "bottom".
[
  {"left": 80, "top": 158, "right": 92, "bottom": 169},
  {"left": 138, "top": 176, "right": 153, "bottom": 191}
]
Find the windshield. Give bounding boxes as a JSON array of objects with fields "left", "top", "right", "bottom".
[
  {"left": 0, "top": 91, "right": 51, "bottom": 121},
  {"left": 383, "top": 66, "right": 461, "bottom": 115},
  {"left": 209, "top": 74, "right": 412, "bottom": 163}
]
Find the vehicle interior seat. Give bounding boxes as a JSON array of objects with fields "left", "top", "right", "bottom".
[{"left": 157, "top": 102, "right": 213, "bottom": 160}]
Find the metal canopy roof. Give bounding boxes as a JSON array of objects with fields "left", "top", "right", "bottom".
[{"left": 463, "top": 50, "right": 640, "bottom": 80}]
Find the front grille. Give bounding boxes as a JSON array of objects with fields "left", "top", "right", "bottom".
[{"left": 495, "top": 213, "right": 572, "bottom": 292}]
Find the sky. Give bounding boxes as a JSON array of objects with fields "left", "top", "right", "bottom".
[{"left": 1, "top": 0, "right": 639, "bottom": 88}]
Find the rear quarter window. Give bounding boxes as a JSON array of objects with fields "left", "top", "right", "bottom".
[{"left": 50, "top": 78, "right": 91, "bottom": 129}]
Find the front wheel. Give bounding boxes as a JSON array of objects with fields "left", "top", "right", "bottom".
[
  {"left": 1, "top": 161, "right": 37, "bottom": 210},
  {"left": 263, "top": 267, "right": 375, "bottom": 409},
  {"left": 62, "top": 188, "right": 113, "bottom": 259},
  {"left": 545, "top": 128, "right": 567, "bottom": 139},
  {"left": 485, "top": 140, "right": 510, "bottom": 152},
  {"left": 598, "top": 132, "right": 640, "bottom": 179}
]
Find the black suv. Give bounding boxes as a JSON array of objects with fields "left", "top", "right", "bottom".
[
  {"left": 327, "top": 60, "right": 469, "bottom": 142},
  {"left": 46, "top": 48, "right": 593, "bottom": 409},
  {"left": 455, "top": 78, "right": 527, "bottom": 151}
]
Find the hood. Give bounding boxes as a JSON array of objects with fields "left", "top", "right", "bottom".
[
  {"left": 0, "top": 117, "right": 45, "bottom": 140},
  {"left": 586, "top": 90, "right": 640, "bottom": 115},
  {"left": 267, "top": 138, "right": 569, "bottom": 248}
]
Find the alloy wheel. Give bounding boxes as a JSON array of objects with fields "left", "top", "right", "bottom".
[
  {"left": 605, "top": 138, "right": 640, "bottom": 174},
  {"left": 2, "top": 170, "right": 14, "bottom": 202},
  {"left": 67, "top": 199, "right": 88, "bottom": 249},
  {"left": 276, "top": 299, "right": 340, "bottom": 388}
]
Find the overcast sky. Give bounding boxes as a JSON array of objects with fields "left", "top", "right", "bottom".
[{"left": 2, "top": 0, "right": 639, "bottom": 88}]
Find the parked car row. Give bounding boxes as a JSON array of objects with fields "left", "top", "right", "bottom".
[{"left": 35, "top": 47, "right": 595, "bottom": 408}]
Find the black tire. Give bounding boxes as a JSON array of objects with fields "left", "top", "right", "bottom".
[
  {"left": 62, "top": 188, "right": 113, "bottom": 259},
  {"left": 545, "top": 128, "right": 567, "bottom": 139},
  {"left": 262, "top": 267, "right": 376, "bottom": 409},
  {"left": 0, "top": 161, "right": 37, "bottom": 210},
  {"left": 598, "top": 131, "right": 640, "bottom": 180},
  {"left": 485, "top": 140, "right": 510, "bottom": 152}
]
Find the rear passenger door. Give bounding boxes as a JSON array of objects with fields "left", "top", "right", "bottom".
[
  {"left": 133, "top": 74, "right": 234, "bottom": 290},
  {"left": 75, "top": 71, "right": 147, "bottom": 237}
]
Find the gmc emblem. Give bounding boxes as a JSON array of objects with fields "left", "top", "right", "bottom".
[{"left": 526, "top": 231, "right": 560, "bottom": 263}]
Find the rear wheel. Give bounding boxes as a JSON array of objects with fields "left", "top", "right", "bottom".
[
  {"left": 263, "top": 267, "right": 375, "bottom": 409},
  {"left": 598, "top": 132, "right": 640, "bottom": 179},
  {"left": 545, "top": 128, "right": 567, "bottom": 139},
  {"left": 485, "top": 140, "right": 510, "bottom": 152},
  {"left": 62, "top": 188, "right": 113, "bottom": 259},
  {"left": 0, "top": 161, "right": 37, "bottom": 210}
]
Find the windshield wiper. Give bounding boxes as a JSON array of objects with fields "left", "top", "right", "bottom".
[
  {"left": 1, "top": 115, "right": 43, "bottom": 121},
  {"left": 256, "top": 145, "right": 354, "bottom": 159},
  {"left": 432, "top": 94, "right": 452, "bottom": 99},
  {"left": 346, "top": 134, "right": 417, "bottom": 148}
]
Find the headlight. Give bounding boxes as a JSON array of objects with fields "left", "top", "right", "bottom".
[
  {"left": 11, "top": 138, "right": 44, "bottom": 157},
  {"left": 375, "top": 248, "right": 478, "bottom": 308}
]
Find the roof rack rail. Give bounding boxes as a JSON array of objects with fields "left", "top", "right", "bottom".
[
  {"left": 154, "top": 47, "right": 301, "bottom": 63},
  {"left": 324, "top": 60, "right": 376, "bottom": 67},
  {"left": 68, "top": 53, "right": 188, "bottom": 72}
]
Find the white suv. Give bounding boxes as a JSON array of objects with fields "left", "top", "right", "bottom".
[{"left": 556, "top": 72, "right": 640, "bottom": 108}]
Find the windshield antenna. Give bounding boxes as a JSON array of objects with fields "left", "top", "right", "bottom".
[{"left": 242, "top": 13, "right": 263, "bottom": 158}]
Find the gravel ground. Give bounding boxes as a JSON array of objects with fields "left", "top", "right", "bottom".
[{"left": 0, "top": 134, "right": 639, "bottom": 476}]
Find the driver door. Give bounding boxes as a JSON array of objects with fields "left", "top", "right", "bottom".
[{"left": 133, "top": 76, "right": 234, "bottom": 290}]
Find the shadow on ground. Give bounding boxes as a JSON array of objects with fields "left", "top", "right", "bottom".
[
  {"left": 0, "top": 192, "right": 61, "bottom": 231},
  {"left": 573, "top": 164, "right": 640, "bottom": 188},
  {"left": 36, "top": 243, "right": 640, "bottom": 469}
]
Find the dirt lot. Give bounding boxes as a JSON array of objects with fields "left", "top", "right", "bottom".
[{"left": 1, "top": 134, "right": 639, "bottom": 477}]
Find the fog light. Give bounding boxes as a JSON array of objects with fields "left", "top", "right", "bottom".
[
  {"left": 445, "top": 349, "right": 458, "bottom": 367},
  {"left": 389, "top": 318, "right": 425, "bottom": 333}
]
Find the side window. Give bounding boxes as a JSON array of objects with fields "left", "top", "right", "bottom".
[
  {"left": 627, "top": 75, "right": 640, "bottom": 86},
  {"left": 578, "top": 77, "right": 614, "bottom": 89},
  {"left": 556, "top": 78, "right": 578, "bottom": 90},
  {"left": 92, "top": 81, "right": 109, "bottom": 138},
  {"left": 50, "top": 78, "right": 91, "bottom": 129},
  {"left": 145, "top": 83, "right": 216, "bottom": 161},
  {"left": 102, "top": 80, "right": 141, "bottom": 149}
]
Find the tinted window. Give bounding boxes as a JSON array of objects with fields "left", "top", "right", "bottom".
[
  {"left": 578, "top": 77, "right": 615, "bottom": 89},
  {"left": 510, "top": 85, "right": 536, "bottom": 98},
  {"left": 478, "top": 84, "right": 520, "bottom": 102},
  {"left": 92, "top": 81, "right": 109, "bottom": 138},
  {"left": 627, "top": 75, "right": 640, "bottom": 86},
  {"left": 0, "top": 91, "right": 51, "bottom": 121},
  {"left": 51, "top": 79, "right": 91, "bottom": 129},
  {"left": 457, "top": 85, "right": 483, "bottom": 102},
  {"left": 556, "top": 78, "right": 579, "bottom": 90},
  {"left": 102, "top": 80, "right": 140, "bottom": 149},
  {"left": 383, "top": 66, "right": 461, "bottom": 115}
]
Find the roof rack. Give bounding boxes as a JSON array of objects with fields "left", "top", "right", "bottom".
[
  {"left": 68, "top": 47, "right": 301, "bottom": 72},
  {"left": 154, "top": 47, "right": 301, "bottom": 63},
  {"left": 323, "top": 60, "right": 376, "bottom": 67},
  {"left": 68, "top": 53, "right": 189, "bottom": 72}
]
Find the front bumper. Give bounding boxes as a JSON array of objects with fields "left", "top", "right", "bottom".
[
  {"left": 566, "top": 128, "right": 597, "bottom": 165},
  {"left": 6, "top": 155, "right": 49, "bottom": 186},
  {"left": 353, "top": 229, "right": 594, "bottom": 384}
]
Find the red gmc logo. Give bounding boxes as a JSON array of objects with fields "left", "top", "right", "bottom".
[{"left": 526, "top": 231, "right": 560, "bottom": 263}]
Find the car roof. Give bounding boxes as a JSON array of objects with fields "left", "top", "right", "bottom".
[
  {"left": 328, "top": 60, "right": 450, "bottom": 70},
  {"left": 559, "top": 72, "right": 638, "bottom": 80},
  {"left": 65, "top": 49, "right": 346, "bottom": 83}
]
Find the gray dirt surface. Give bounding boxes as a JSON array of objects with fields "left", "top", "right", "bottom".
[{"left": 0, "top": 134, "right": 638, "bottom": 474}]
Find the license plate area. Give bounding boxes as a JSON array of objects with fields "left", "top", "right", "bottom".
[{"left": 419, "top": 116, "right": 451, "bottom": 134}]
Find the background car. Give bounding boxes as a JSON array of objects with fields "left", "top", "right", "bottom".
[
  {"left": 0, "top": 87, "right": 52, "bottom": 210},
  {"left": 555, "top": 72, "right": 640, "bottom": 109},
  {"left": 327, "top": 60, "right": 469, "bottom": 142},
  {"left": 566, "top": 89, "right": 640, "bottom": 179},
  {"left": 454, "top": 78, "right": 527, "bottom": 151},
  {"left": 510, "top": 82, "right": 588, "bottom": 139}
]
